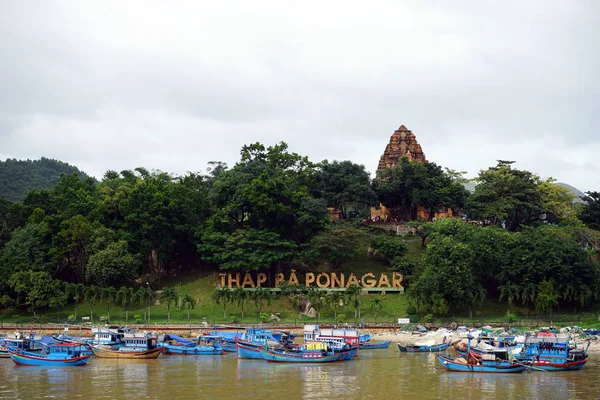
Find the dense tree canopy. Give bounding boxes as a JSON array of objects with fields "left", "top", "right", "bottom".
[
  {"left": 0, "top": 148, "right": 598, "bottom": 319},
  {"left": 374, "top": 157, "right": 468, "bottom": 221}
]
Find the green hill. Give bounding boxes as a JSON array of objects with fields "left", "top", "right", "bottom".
[{"left": 0, "top": 158, "right": 93, "bottom": 202}]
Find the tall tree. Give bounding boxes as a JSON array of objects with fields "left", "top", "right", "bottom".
[
  {"left": 345, "top": 285, "right": 362, "bottom": 322},
  {"left": 315, "top": 160, "right": 377, "bottom": 218},
  {"left": 136, "top": 286, "right": 153, "bottom": 322},
  {"left": 326, "top": 291, "right": 345, "bottom": 323},
  {"left": 580, "top": 191, "right": 600, "bottom": 231},
  {"left": 307, "top": 288, "right": 325, "bottom": 322},
  {"left": 251, "top": 288, "right": 272, "bottom": 319},
  {"left": 212, "top": 288, "right": 232, "bottom": 319},
  {"left": 232, "top": 287, "right": 249, "bottom": 319},
  {"left": 466, "top": 161, "right": 543, "bottom": 231},
  {"left": 117, "top": 286, "right": 135, "bottom": 324},
  {"left": 102, "top": 287, "right": 117, "bottom": 322},
  {"left": 182, "top": 295, "right": 196, "bottom": 321},
  {"left": 71, "top": 283, "right": 85, "bottom": 321},
  {"left": 370, "top": 297, "right": 383, "bottom": 321},
  {"left": 160, "top": 287, "right": 179, "bottom": 322},
  {"left": 84, "top": 285, "right": 100, "bottom": 323}
]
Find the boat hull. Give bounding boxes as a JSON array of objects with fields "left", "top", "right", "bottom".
[
  {"left": 436, "top": 354, "right": 525, "bottom": 373},
  {"left": 398, "top": 343, "right": 449, "bottom": 352},
  {"left": 163, "top": 345, "right": 223, "bottom": 355},
  {"left": 237, "top": 342, "right": 264, "bottom": 359},
  {"left": 360, "top": 340, "right": 391, "bottom": 349},
  {"left": 9, "top": 350, "right": 90, "bottom": 366},
  {"left": 530, "top": 358, "right": 588, "bottom": 371},
  {"left": 92, "top": 346, "right": 164, "bottom": 359},
  {"left": 260, "top": 349, "right": 343, "bottom": 363}
]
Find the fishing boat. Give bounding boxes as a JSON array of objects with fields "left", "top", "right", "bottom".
[
  {"left": 398, "top": 342, "right": 449, "bottom": 352},
  {"left": 235, "top": 328, "right": 285, "bottom": 359},
  {"left": 436, "top": 353, "right": 526, "bottom": 373},
  {"left": 260, "top": 342, "right": 346, "bottom": 363},
  {"left": 161, "top": 335, "right": 224, "bottom": 355},
  {"left": 520, "top": 338, "right": 589, "bottom": 371},
  {"left": 236, "top": 339, "right": 269, "bottom": 359},
  {"left": 92, "top": 332, "right": 163, "bottom": 359},
  {"left": 360, "top": 340, "right": 391, "bottom": 349},
  {"left": 8, "top": 343, "right": 91, "bottom": 366}
]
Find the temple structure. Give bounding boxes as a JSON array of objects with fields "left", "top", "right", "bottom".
[
  {"left": 371, "top": 125, "right": 452, "bottom": 221},
  {"left": 376, "top": 125, "right": 426, "bottom": 172}
]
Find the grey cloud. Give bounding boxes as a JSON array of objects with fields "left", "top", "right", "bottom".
[{"left": 0, "top": 1, "right": 599, "bottom": 192}]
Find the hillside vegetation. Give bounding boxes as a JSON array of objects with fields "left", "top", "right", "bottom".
[
  {"left": 0, "top": 158, "right": 92, "bottom": 202},
  {"left": 0, "top": 145, "right": 599, "bottom": 325}
]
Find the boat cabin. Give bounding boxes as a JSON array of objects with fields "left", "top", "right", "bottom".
[
  {"left": 123, "top": 333, "right": 159, "bottom": 350},
  {"left": 46, "top": 343, "right": 87, "bottom": 359},
  {"left": 303, "top": 325, "right": 359, "bottom": 346}
]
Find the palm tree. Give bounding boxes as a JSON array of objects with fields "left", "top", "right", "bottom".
[
  {"left": 117, "top": 287, "right": 135, "bottom": 324},
  {"left": 160, "top": 287, "right": 179, "bottom": 323},
  {"left": 521, "top": 283, "right": 537, "bottom": 315},
  {"left": 212, "top": 288, "right": 232, "bottom": 319},
  {"left": 292, "top": 293, "right": 305, "bottom": 320},
  {"left": 102, "top": 287, "right": 117, "bottom": 322},
  {"left": 326, "top": 291, "right": 345, "bottom": 323},
  {"left": 498, "top": 281, "right": 520, "bottom": 315},
  {"left": 233, "top": 287, "right": 248, "bottom": 319},
  {"left": 370, "top": 297, "right": 383, "bottom": 322},
  {"left": 182, "top": 295, "right": 196, "bottom": 321},
  {"left": 72, "top": 283, "right": 84, "bottom": 321},
  {"left": 307, "top": 288, "right": 325, "bottom": 322},
  {"left": 136, "top": 286, "right": 153, "bottom": 322},
  {"left": 251, "top": 288, "right": 272, "bottom": 320},
  {"left": 84, "top": 285, "right": 100, "bottom": 323},
  {"left": 346, "top": 285, "right": 362, "bottom": 322}
]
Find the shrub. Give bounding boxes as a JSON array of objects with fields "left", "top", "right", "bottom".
[
  {"left": 423, "top": 314, "right": 434, "bottom": 323},
  {"left": 67, "top": 314, "right": 75, "bottom": 322},
  {"left": 406, "top": 305, "right": 417, "bottom": 315},
  {"left": 337, "top": 313, "right": 346, "bottom": 323},
  {"left": 133, "top": 314, "right": 142, "bottom": 323},
  {"left": 505, "top": 313, "right": 517, "bottom": 323}
]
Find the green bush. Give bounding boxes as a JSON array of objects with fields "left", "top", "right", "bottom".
[
  {"left": 406, "top": 305, "right": 417, "bottom": 315},
  {"left": 133, "top": 314, "right": 142, "bottom": 323},
  {"left": 423, "top": 314, "right": 433, "bottom": 323},
  {"left": 580, "top": 313, "right": 596, "bottom": 321},
  {"left": 505, "top": 313, "right": 517, "bottom": 323},
  {"left": 337, "top": 313, "right": 346, "bottom": 323}
]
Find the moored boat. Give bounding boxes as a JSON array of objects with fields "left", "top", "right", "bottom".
[
  {"left": 398, "top": 342, "right": 449, "bottom": 352},
  {"left": 260, "top": 342, "right": 345, "bottom": 363},
  {"left": 360, "top": 340, "right": 391, "bottom": 349},
  {"left": 161, "top": 335, "right": 224, "bottom": 355},
  {"left": 436, "top": 353, "right": 526, "bottom": 373},
  {"left": 521, "top": 338, "right": 589, "bottom": 371},
  {"left": 8, "top": 343, "right": 91, "bottom": 367},
  {"left": 92, "top": 332, "right": 163, "bottom": 359}
]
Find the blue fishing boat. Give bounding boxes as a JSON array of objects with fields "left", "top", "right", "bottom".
[
  {"left": 8, "top": 343, "right": 91, "bottom": 366},
  {"left": 436, "top": 353, "right": 526, "bottom": 373},
  {"left": 398, "top": 342, "right": 449, "bottom": 352},
  {"left": 161, "top": 335, "right": 224, "bottom": 355},
  {"left": 360, "top": 340, "right": 391, "bottom": 349},
  {"left": 235, "top": 328, "right": 283, "bottom": 359},
  {"left": 521, "top": 338, "right": 589, "bottom": 371},
  {"left": 236, "top": 339, "right": 267, "bottom": 359},
  {"left": 260, "top": 342, "right": 345, "bottom": 363}
]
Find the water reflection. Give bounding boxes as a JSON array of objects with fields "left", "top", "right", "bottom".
[{"left": 1, "top": 351, "right": 600, "bottom": 399}]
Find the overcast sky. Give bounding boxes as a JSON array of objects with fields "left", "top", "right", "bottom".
[{"left": 1, "top": 1, "right": 599, "bottom": 191}]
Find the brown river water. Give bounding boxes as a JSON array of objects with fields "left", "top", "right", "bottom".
[{"left": 1, "top": 349, "right": 599, "bottom": 399}]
